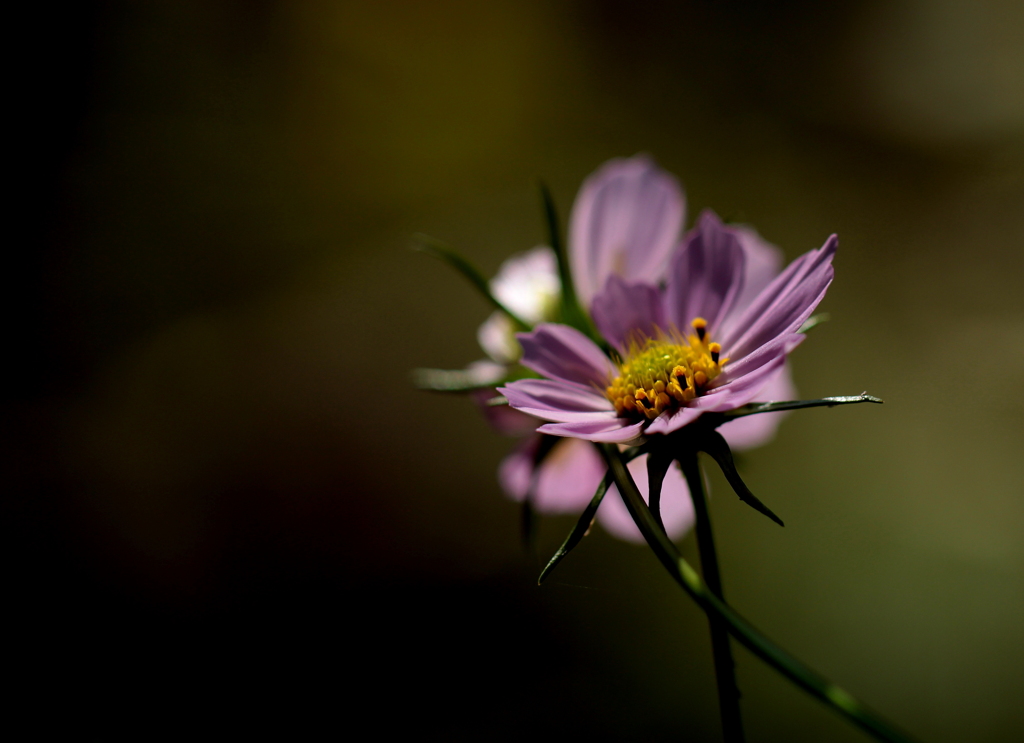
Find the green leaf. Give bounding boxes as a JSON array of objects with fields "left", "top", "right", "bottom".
[
  {"left": 413, "top": 234, "right": 530, "bottom": 330},
  {"left": 538, "top": 182, "right": 575, "bottom": 318},
  {"left": 537, "top": 182, "right": 599, "bottom": 339},
  {"left": 537, "top": 470, "right": 611, "bottom": 585},
  {"left": 724, "top": 393, "right": 883, "bottom": 419},
  {"left": 411, "top": 366, "right": 507, "bottom": 392},
  {"left": 537, "top": 446, "right": 641, "bottom": 585}
]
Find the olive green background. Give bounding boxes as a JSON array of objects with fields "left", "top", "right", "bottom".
[{"left": 13, "top": 2, "right": 1024, "bottom": 739}]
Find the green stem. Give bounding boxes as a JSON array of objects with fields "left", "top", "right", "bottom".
[
  {"left": 598, "top": 444, "right": 918, "bottom": 743},
  {"left": 680, "top": 451, "right": 744, "bottom": 743}
]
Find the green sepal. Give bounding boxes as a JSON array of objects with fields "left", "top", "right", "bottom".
[
  {"left": 798, "top": 312, "right": 830, "bottom": 334},
  {"left": 700, "top": 430, "right": 785, "bottom": 527},
  {"left": 413, "top": 234, "right": 530, "bottom": 330},
  {"left": 646, "top": 449, "right": 673, "bottom": 533}
]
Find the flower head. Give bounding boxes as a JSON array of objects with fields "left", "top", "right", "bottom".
[
  {"left": 474, "top": 156, "right": 697, "bottom": 540},
  {"left": 501, "top": 211, "right": 836, "bottom": 444}
]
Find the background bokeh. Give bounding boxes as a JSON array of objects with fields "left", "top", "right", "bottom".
[{"left": 13, "top": 1, "right": 1024, "bottom": 739}]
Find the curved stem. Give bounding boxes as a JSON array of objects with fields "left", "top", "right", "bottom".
[
  {"left": 598, "top": 444, "right": 919, "bottom": 743},
  {"left": 680, "top": 451, "right": 744, "bottom": 743}
]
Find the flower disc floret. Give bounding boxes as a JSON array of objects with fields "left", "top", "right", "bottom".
[{"left": 606, "top": 319, "right": 726, "bottom": 420}]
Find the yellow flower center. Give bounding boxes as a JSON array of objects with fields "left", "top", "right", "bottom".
[{"left": 604, "top": 318, "right": 727, "bottom": 421}]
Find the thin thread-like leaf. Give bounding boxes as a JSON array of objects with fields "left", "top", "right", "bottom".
[
  {"left": 538, "top": 182, "right": 601, "bottom": 343},
  {"left": 537, "top": 447, "right": 642, "bottom": 585},
  {"left": 538, "top": 182, "right": 578, "bottom": 323},
  {"left": 724, "top": 393, "right": 882, "bottom": 419},
  {"left": 413, "top": 234, "right": 530, "bottom": 330},
  {"left": 411, "top": 366, "right": 507, "bottom": 392},
  {"left": 537, "top": 471, "right": 612, "bottom": 585},
  {"left": 700, "top": 430, "right": 785, "bottom": 527}
]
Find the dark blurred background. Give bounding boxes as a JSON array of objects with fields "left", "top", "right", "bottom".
[{"left": 10, "top": 1, "right": 1023, "bottom": 739}]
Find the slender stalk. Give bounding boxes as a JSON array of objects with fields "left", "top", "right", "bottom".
[
  {"left": 598, "top": 443, "right": 919, "bottom": 743},
  {"left": 680, "top": 451, "right": 744, "bottom": 743}
]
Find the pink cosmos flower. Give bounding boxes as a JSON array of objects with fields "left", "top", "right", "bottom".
[
  {"left": 477, "top": 156, "right": 701, "bottom": 540},
  {"left": 476, "top": 157, "right": 816, "bottom": 542},
  {"left": 500, "top": 210, "right": 836, "bottom": 449}
]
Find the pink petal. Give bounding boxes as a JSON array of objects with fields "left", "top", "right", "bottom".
[
  {"left": 665, "top": 210, "right": 747, "bottom": 334},
  {"left": 719, "top": 235, "right": 837, "bottom": 359},
  {"left": 497, "top": 436, "right": 535, "bottom": 502},
  {"left": 717, "top": 332, "right": 803, "bottom": 387},
  {"left": 643, "top": 406, "right": 704, "bottom": 436},
  {"left": 517, "top": 323, "right": 617, "bottom": 387},
  {"left": 590, "top": 276, "right": 665, "bottom": 355},
  {"left": 599, "top": 455, "right": 695, "bottom": 542},
  {"left": 533, "top": 438, "right": 607, "bottom": 513},
  {"left": 488, "top": 246, "right": 559, "bottom": 323},
  {"left": 695, "top": 350, "right": 791, "bottom": 413},
  {"left": 538, "top": 418, "right": 646, "bottom": 443},
  {"left": 716, "top": 361, "right": 797, "bottom": 451},
  {"left": 729, "top": 225, "right": 784, "bottom": 320},
  {"left": 500, "top": 379, "right": 616, "bottom": 423},
  {"left": 471, "top": 389, "right": 538, "bottom": 437},
  {"left": 497, "top": 436, "right": 606, "bottom": 515},
  {"left": 569, "top": 155, "right": 685, "bottom": 308}
]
